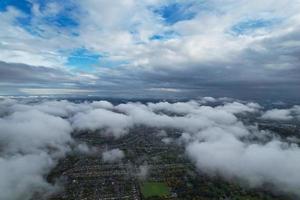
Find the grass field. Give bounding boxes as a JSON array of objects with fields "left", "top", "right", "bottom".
[{"left": 141, "top": 182, "right": 170, "bottom": 198}]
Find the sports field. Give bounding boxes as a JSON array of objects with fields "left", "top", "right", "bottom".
[{"left": 140, "top": 182, "right": 170, "bottom": 198}]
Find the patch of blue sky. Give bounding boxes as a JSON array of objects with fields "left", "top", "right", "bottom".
[
  {"left": 14, "top": 16, "right": 44, "bottom": 36},
  {"left": 14, "top": 14, "right": 78, "bottom": 38},
  {"left": 153, "top": 2, "right": 196, "bottom": 25},
  {"left": 66, "top": 48, "right": 101, "bottom": 72},
  {"left": 150, "top": 31, "right": 180, "bottom": 41},
  {"left": 43, "top": 14, "right": 78, "bottom": 28},
  {"left": 2, "top": 0, "right": 79, "bottom": 37},
  {"left": 0, "top": 0, "right": 34, "bottom": 35},
  {"left": 231, "top": 18, "right": 279, "bottom": 35},
  {"left": 37, "top": 0, "right": 79, "bottom": 28},
  {"left": 0, "top": 0, "right": 32, "bottom": 13},
  {"left": 32, "top": 0, "right": 74, "bottom": 11}
]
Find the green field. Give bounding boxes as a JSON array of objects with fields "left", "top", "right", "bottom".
[{"left": 141, "top": 182, "right": 171, "bottom": 198}]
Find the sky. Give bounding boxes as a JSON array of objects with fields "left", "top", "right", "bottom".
[{"left": 0, "top": 0, "right": 300, "bottom": 100}]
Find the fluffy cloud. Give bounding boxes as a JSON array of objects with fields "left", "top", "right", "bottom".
[
  {"left": 148, "top": 100, "right": 199, "bottom": 114},
  {"left": 9, "top": 100, "right": 90, "bottom": 118},
  {"left": 115, "top": 98, "right": 300, "bottom": 196},
  {"left": 217, "top": 102, "right": 261, "bottom": 114},
  {"left": 90, "top": 100, "right": 114, "bottom": 110},
  {"left": 0, "top": 109, "right": 72, "bottom": 155},
  {"left": 0, "top": 1, "right": 300, "bottom": 99},
  {"left": 0, "top": 154, "right": 56, "bottom": 200},
  {"left": 71, "top": 108, "right": 133, "bottom": 138},
  {"left": 1, "top": 97, "right": 300, "bottom": 198},
  {"left": 102, "top": 148, "right": 125, "bottom": 163},
  {"left": 187, "top": 136, "right": 300, "bottom": 196},
  {"left": 261, "top": 109, "right": 293, "bottom": 120},
  {"left": 294, "top": 106, "right": 300, "bottom": 119},
  {"left": 261, "top": 106, "right": 300, "bottom": 121},
  {"left": 0, "top": 99, "right": 73, "bottom": 200},
  {"left": 161, "top": 137, "right": 173, "bottom": 144},
  {"left": 115, "top": 101, "right": 244, "bottom": 132}
]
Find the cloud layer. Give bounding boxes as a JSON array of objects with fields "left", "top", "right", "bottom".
[
  {"left": 0, "top": 101, "right": 73, "bottom": 200},
  {"left": 0, "top": 0, "right": 300, "bottom": 100},
  {"left": 0, "top": 97, "right": 300, "bottom": 199}
]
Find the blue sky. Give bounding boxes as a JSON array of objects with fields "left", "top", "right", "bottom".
[
  {"left": 0, "top": 0, "right": 32, "bottom": 13},
  {"left": 231, "top": 18, "right": 278, "bottom": 35},
  {"left": 66, "top": 48, "right": 100, "bottom": 71},
  {"left": 154, "top": 2, "right": 197, "bottom": 25},
  {"left": 0, "top": 0, "right": 300, "bottom": 100}
]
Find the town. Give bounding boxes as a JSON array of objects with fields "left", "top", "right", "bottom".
[{"left": 46, "top": 124, "right": 296, "bottom": 200}]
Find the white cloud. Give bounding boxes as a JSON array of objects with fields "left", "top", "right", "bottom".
[
  {"left": 0, "top": 7, "right": 76, "bottom": 68},
  {"left": 71, "top": 108, "right": 133, "bottom": 138},
  {"left": 292, "top": 106, "right": 300, "bottom": 119},
  {"left": 217, "top": 102, "right": 261, "bottom": 114},
  {"left": 102, "top": 148, "right": 125, "bottom": 163},
  {"left": 161, "top": 137, "right": 173, "bottom": 144},
  {"left": 201, "top": 96, "right": 217, "bottom": 103},
  {"left": 0, "top": 100, "right": 74, "bottom": 200},
  {"left": 114, "top": 99, "right": 300, "bottom": 196},
  {"left": 0, "top": 153, "right": 57, "bottom": 200},
  {"left": 0, "top": 109, "right": 72, "bottom": 155},
  {"left": 262, "top": 109, "right": 293, "bottom": 120},
  {"left": 1, "top": 98, "right": 300, "bottom": 198},
  {"left": 261, "top": 106, "right": 300, "bottom": 121},
  {"left": 187, "top": 137, "right": 300, "bottom": 196},
  {"left": 148, "top": 100, "right": 199, "bottom": 114},
  {"left": 1, "top": 0, "right": 300, "bottom": 95},
  {"left": 90, "top": 100, "right": 114, "bottom": 110},
  {"left": 75, "top": 143, "right": 98, "bottom": 155}
]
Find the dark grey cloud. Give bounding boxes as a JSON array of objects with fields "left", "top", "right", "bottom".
[
  {"left": 0, "top": 61, "right": 98, "bottom": 95},
  {"left": 0, "top": 61, "right": 72, "bottom": 84},
  {"left": 1, "top": 57, "right": 300, "bottom": 102}
]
